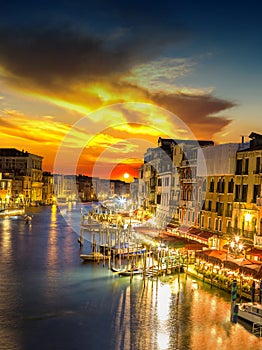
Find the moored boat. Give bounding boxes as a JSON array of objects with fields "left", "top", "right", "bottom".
[
  {"left": 24, "top": 214, "right": 32, "bottom": 224},
  {"left": 111, "top": 265, "right": 143, "bottom": 276},
  {"left": 80, "top": 252, "right": 109, "bottom": 261},
  {"left": 237, "top": 302, "right": 262, "bottom": 324},
  {"left": 110, "top": 242, "right": 147, "bottom": 257},
  {"left": 0, "top": 208, "right": 25, "bottom": 218}
]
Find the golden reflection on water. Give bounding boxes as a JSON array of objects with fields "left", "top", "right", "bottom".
[
  {"left": 112, "top": 277, "right": 262, "bottom": 350},
  {"left": 46, "top": 205, "right": 58, "bottom": 275},
  {"left": 0, "top": 218, "right": 21, "bottom": 350},
  {"left": 1, "top": 218, "right": 11, "bottom": 258},
  {"left": 157, "top": 283, "right": 171, "bottom": 349}
]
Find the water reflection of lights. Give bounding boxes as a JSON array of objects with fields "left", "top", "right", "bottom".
[
  {"left": 47, "top": 205, "right": 58, "bottom": 270},
  {"left": 51, "top": 204, "right": 57, "bottom": 222},
  {"left": 157, "top": 284, "right": 171, "bottom": 349},
  {"left": 1, "top": 218, "right": 11, "bottom": 254},
  {"left": 157, "top": 284, "right": 170, "bottom": 320},
  {"left": 114, "top": 286, "right": 131, "bottom": 350},
  {"left": 157, "top": 331, "right": 169, "bottom": 350},
  {"left": 170, "top": 279, "right": 182, "bottom": 294}
]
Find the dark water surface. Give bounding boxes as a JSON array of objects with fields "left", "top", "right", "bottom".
[{"left": 0, "top": 205, "right": 261, "bottom": 350}]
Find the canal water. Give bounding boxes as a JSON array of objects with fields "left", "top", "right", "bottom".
[{"left": 0, "top": 205, "right": 261, "bottom": 350}]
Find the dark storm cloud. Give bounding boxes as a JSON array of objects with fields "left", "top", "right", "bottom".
[
  {"left": 0, "top": 0, "right": 189, "bottom": 89},
  {"left": 0, "top": 23, "right": 188, "bottom": 89},
  {"left": 151, "top": 92, "right": 235, "bottom": 136},
  {"left": 153, "top": 92, "right": 235, "bottom": 124},
  {"left": 0, "top": 0, "right": 237, "bottom": 138}
]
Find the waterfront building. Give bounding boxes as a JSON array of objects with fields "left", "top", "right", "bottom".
[
  {"left": 64, "top": 175, "right": 78, "bottom": 201},
  {"left": 176, "top": 141, "right": 213, "bottom": 228},
  {"left": 0, "top": 148, "right": 43, "bottom": 206},
  {"left": 138, "top": 132, "right": 262, "bottom": 254},
  {"left": 96, "top": 178, "right": 112, "bottom": 200},
  {"left": 139, "top": 138, "right": 214, "bottom": 230},
  {"left": 232, "top": 132, "right": 262, "bottom": 248},
  {"left": 0, "top": 173, "right": 12, "bottom": 209},
  {"left": 53, "top": 174, "right": 65, "bottom": 202},
  {"left": 129, "top": 177, "right": 139, "bottom": 210},
  {"left": 42, "top": 172, "right": 55, "bottom": 205},
  {"left": 113, "top": 179, "right": 130, "bottom": 197},
  {"left": 155, "top": 152, "right": 173, "bottom": 229},
  {"left": 139, "top": 138, "right": 176, "bottom": 225},
  {"left": 76, "top": 174, "right": 97, "bottom": 202},
  {"left": 198, "top": 142, "right": 240, "bottom": 249}
]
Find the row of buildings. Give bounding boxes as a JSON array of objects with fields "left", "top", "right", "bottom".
[
  {"left": 1, "top": 131, "right": 262, "bottom": 252},
  {"left": 0, "top": 148, "right": 129, "bottom": 208},
  {"left": 136, "top": 132, "right": 262, "bottom": 252}
]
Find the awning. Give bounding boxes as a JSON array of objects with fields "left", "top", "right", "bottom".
[
  {"left": 185, "top": 242, "right": 208, "bottom": 250},
  {"left": 198, "top": 231, "right": 216, "bottom": 241},
  {"left": 185, "top": 228, "right": 216, "bottom": 243},
  {"left": 177, "top": 225, "right": 190, "bottom": 233},
  {"left": 240, "top": 264, "right": 262, "bottom": 278},
  {"left": 195, "top": 249, "right": 226, "bottom": 265},
  {"left": 166, "top": 223, "right": 178, "bottom": 229},
  {"left": 246, "top": 247, "right": 262, "bottom": 258}
]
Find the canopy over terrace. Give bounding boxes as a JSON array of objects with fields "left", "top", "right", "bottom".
[
  {"left": 158, "top": 231, "right": 207, "bottom": 250},
  {"left": 196, "top": 250, "right": 227, "bottom": 266},
  {"left": 196, "top": 250, "right": 262, "bottom": 279},
  {"left": 184, "top": 227, "right": 217, "bottom": 245},
  {"left": 245, "top": 247, "right": 262, "bottom": 262},
  {"left": 240, "top": 263, "right": 262, "bottom": 279}
]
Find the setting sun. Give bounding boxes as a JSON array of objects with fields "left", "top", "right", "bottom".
[{"left": 123, "top": 172, "right": 130, "bottom": 179}]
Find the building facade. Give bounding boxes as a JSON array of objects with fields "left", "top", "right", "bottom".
[{"left": 0, "top": 148, "right": 43, "bottom": 206}]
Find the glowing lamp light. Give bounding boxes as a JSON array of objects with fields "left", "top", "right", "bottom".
[{"left": 245, "top": 213, "right": 251, "bottom": 222}]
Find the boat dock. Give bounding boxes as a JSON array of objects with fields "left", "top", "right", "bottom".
[{"left": 145, "top": 262, "right": 184, "bottom": 278}]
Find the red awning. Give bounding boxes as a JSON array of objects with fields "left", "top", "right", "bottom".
[
  {"left": 166, "top": 223, "right": 178, "bottom": 229},
  {"left": 185, "top": 242, "right": 207, "bottom": 250},
  {"left": 177, "top": 225, "right": 190, "bottom": 233},
  {"left": 246, "top": 248, "right": 262, "bottom": 258},
  {"left": 198, "top": 231, "right": 215, "bottom": 241}
]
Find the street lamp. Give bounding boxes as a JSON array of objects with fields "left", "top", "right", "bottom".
[{"left": 229, "top": 236, "right": 243, "bottom": 259}]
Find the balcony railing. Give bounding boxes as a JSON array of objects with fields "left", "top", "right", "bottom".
[
  {"left": 182, "top": 178, "right": 196, "bottom": 183},
  {"left": 169, "top": 199, "right": 179, "bottom": 206}
]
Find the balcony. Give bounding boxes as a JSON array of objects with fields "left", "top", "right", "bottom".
[
  {"left": 182, "top": 178, "right": 196, "bottom": 184},
  {"left": 169, "top": 199, "right": 179, "bottom": 206},
  {"left": 180, "top": 160, "right": 189, "bottom": 167}
]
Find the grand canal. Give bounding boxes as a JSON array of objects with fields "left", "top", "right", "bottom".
[{"left": 0, "top": 204, "right": 261, "bottom": 350}]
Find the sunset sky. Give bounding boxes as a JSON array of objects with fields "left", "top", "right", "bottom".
[{"left": 0, "top": 1, "right": 261, "bottom": 181}]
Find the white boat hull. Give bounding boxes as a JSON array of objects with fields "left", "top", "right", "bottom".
[{"left": 237, "top": 303, "right": 262, "bottom": 324}]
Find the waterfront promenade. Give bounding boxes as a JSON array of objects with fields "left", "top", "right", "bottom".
[{"left": 133, "top": 225, "right": 262, "bottom": 302}]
